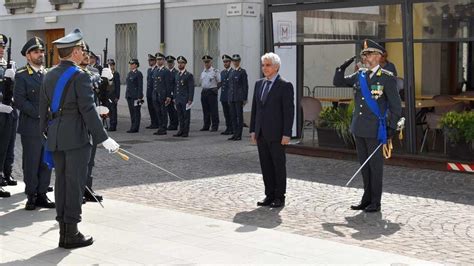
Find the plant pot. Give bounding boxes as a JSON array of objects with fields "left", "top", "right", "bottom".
[
  {"left": 447, "top": 140, "right": 474, "bottom": 161},
  {"left": 317, "top": 127, "right": 354, "bottom": 149}
]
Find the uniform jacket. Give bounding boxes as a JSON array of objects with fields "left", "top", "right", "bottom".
[
  {"left": 152, "top": 66, "right": 172, "bottom": 101},
  {"left": 39, "top": 60, "right": 108, "bottom": 151},
  {"left": 168, "top": 68, "right": 178, "bottom": 98},
  {"left": 220, "top": 68, "right": 233, "bottom": 102},
  {"left": 146, "top": 67, "right": 155, "bottom": 98},
  {"left": 125, "top": 69, "right": 143, "bottom": 100},
  {"left": 174, "top": 69, "right": 194, "bottom": 104},
  {"left": 228, "top": 67, "right": 248, "bottom": 102},
  {"left": 14, "top": 64, "right": 43, "bottom": 137},
  {"left": 333, "top": 66, "right": 402, "bottom": 138}
]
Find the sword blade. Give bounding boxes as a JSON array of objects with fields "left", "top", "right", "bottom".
[
  {"left": 118, "top": 148, "right": 185, "bottom": 181},
  {"left": 84, "top": 186, "right": 104, "bottom": 208},
  {"left": 345, "top": 143, "right": 383, "bottom": 187}
]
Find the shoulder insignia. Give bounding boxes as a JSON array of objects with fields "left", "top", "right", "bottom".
[
  {"left": 26, "top": 65, "right": 34, "bottom": 75},
  {"left": 16, "top": 66, "right": 28, "bottom": 74},
  {"left": 345, "top": 71, "right": 359, "bottom": 79},
  {"left": 380, "top": 68, "right": 394, "bottom": 76}
]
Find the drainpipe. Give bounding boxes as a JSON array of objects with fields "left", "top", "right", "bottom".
[{"left": 160, "top": 0, "right": 165, "bottom": 53}]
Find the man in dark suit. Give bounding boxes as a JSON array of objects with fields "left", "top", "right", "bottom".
[
  {"left": 14, "top": 37, "right": 55, "bottom": 210},
  {"left": 250, "top": 52, "right": 294, "bottom": 208},
  {"left": 333, "top": 39, "right": 402, "bottom": 213},
  {"left": 106, "top": 59, "right": 120, "bottom": 131},
  {"left": 125, "top": 59, "right": 144, "bottom": 133},
  {"left": 172, "top": 56, "right": 194, "bottom": 138},
  {"left": 146, "top": 54, "right": 159, "bottom": 129},
  {"left": 39, "top": 29, "right": 120, "bottom": 249}
]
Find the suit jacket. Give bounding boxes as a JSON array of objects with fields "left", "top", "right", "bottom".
[
  {"left": 174, "top": 69, "right": 194, "bottom": 104},
  {"left": 39, "top": 60, "right": 108, "bottom": 151},
  {"left": 14, "top": 64, "right": 42, "bottom": 137},
  {"left": 228, "top": 67, "right": 248, "bottom": 102},
  {"left": 152, "top": 66, "right": 172, "bottom": 101},
  {"left": 250, "top": 75, "right": 295, "bottom": 141},
  {"left": 125, "top": 69, "right": 143, "bottom": 100},
  {"left": 333, "top": 66, "right": 402, "bottom": 138}
]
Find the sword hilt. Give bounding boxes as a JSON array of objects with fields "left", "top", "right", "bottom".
[{"left": 116, "top": 150, "right": 129, "bottom": 161}]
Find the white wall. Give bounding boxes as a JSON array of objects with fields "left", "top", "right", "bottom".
[{"left": 0, "top": 0, "right": 264, "bottom": 116}]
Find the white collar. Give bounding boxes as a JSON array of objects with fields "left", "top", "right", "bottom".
[{"left": 29, "top": 64, "right": 44, "bottom": 73}]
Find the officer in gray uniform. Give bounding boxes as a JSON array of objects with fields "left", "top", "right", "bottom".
[
  {"left": 220, "top": 54, "right": 233, "bottom": 135},
  {"left": 125, "top": 58, "right": 144, "bottom": 133},
  {"left": 173, "top": 56, "right": 194, "bottom": 138},
  {"left": 333, "top": 39, "right": 402, "bottom": 213},
  {"left": 152, "top": 52, "right": 172, "bottom": 135},
  {"left": 39, "top": 29, "right": 120, "bottom": 249},
  {"left": 199, "top": 55, "right": 220, "bottom": 132},
  {"left": 0, "top": 33, "right": 18, "bottom": 189},
  {"left": 166, "top": 55, "right": 179, "bottom": 130},
  {"left": 14, "top": 37, "right": 54, "bottom": 210},
  {"left": 228, "top": 54, "right": 248, "bottom": 141},
  {"left": 146, "top": 54, "right": 159, "bottom": 129}
]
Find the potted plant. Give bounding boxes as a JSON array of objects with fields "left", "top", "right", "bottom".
[
  {"left": 317, "top": 101, "right": 355, "bottom": 149},
  {"left": 440, "top": 111, "right": 474, "bottom": 161}
]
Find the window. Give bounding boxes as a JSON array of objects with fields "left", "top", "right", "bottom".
[
  {"left": 193, "top": 19, "right": 220, "bottom": 86},
  {"left": 115, "top": 23, "right": 137, "bottom": 84}
]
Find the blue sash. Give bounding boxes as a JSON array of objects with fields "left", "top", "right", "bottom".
[
  {"left": 43, "top": 66, "right": 80, "bottom": 169},
  {"left": 357, "top": 71, "right": 388, "bottom": 144}
]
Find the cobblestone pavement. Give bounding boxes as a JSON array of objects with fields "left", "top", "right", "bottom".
[{"left": 11, "top": 116, "right": 474, "bottom": 264}]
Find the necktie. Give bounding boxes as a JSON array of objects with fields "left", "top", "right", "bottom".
[{"left": 260, "top": 80, "right": 272, "bottom": 102}]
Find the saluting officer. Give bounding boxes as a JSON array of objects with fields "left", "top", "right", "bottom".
[
  {"left": 106, "top": 59, "right": 120, "bottom": 132},
  {"left": 228, "top": 54, "right": 248, "bottom": 141},
  {"left": 146, "top": 54, "right": 159, "bottom": 129},
  {"left": 220, "top": 54, "right": 233, "bottom": 135},
  {"left": 166, "top": 55, "right": 179, "bottom": 130},
  {"left": 125, "top": 58, "right": 144, "bottom": 133},
  {"left": 152, "top": 52, "right": 172, "bottom": 135},
  {"left": 39, "top": 29, "right": 120, "bottom": 248},
  {"left": 0, "top": 33, "right": 18, "bottom": 191},
  {"left": 173, "top": 56, "right": 194, "bottom": 138},
  {"left": 333, "top": 39, "right": 402, "bottom": 213},
  {"left": 199, "top": 55, "right": 221, "bottom": 132},
  {"left": 14, "top": 37, "right": 54, "bottom": 209}
]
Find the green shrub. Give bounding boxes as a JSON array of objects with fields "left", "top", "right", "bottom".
[{"left": 440, "top": 111, "right": 474, "bottom": 143}]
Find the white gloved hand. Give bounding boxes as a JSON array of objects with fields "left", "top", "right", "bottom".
[
  {"left": 0, "top": 103, "right": 13, "bottom": 114},
  {"left": 102, "top": 137, "right": 120, "bottom": 153},
  {"left": 101, "top": 67, "right": 113, "bottom": 80},
  {"left": 4, "top": 68, "right": 15, "bottom": 79}
]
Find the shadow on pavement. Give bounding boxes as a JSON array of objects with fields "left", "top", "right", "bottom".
[
  {"left": 321, "top": 211, "right": 402, "bottom": 241},
  {"left": 233, "top": 207, "right": 282, "bottom": 232}
]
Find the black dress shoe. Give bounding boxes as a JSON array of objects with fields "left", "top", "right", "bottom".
[
  {"left": 227, "top": 136, "right": 235, "bottom": 140},
  {"left": 62, "top": 223, "right": 93, "bottom": 249},
  {"left": 0, "top": 187, "right": 10, "bottom": 197},
  {"left": 181, "top": 133, "right": 189, "bottom": 137},
  {"left": 47, "top": 186, "right": 54, "bottom": 192},
  {"left": 153, "top": 130, "right": 167, "bottom": 135},
  {"left": 146, "top": 125, "right": 159, "bottom": 129},
  {"left": 107, "top": 128, "right": 116, "bottom": 132},
  {"left": 126, "top": 130, "right": 139, "bottom": 133},
  {"left": 350, "top": 203, "right": 369, "bottom": 210},
  {"left": 173, "top": 131, "right": 183, "bottom": 137},
  {"left": 25, "top": 194, "right": 36, "bottom": 210},
  {"left": 270, "top": 198, "right": 285, "bottom": 208},
  {"left": 167, "top": 126, "right": 178, "bottom": 131},
  {"left": 364, "top": 204, "right": 381, "bottom": 213},
  {"left": 35, "top": 193, "right": 55, "bottom": 208},
  {"left": 0, "top": 177, "right": 7, "bottom": 187},
  {"left": 200, "top": 127, "right": 209, "bottom": 131},
  {"left": 233, "top": 137, "right": 242, "bottom": 141},
  {"left": 5, "top": 175, "right": 17, "bottom": 186},
  {"left": 210, "top": 128, "right": 218, "bottom": 132},
  {"left": 257, "top": 197, "right": 274, "bottom": 206}
]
